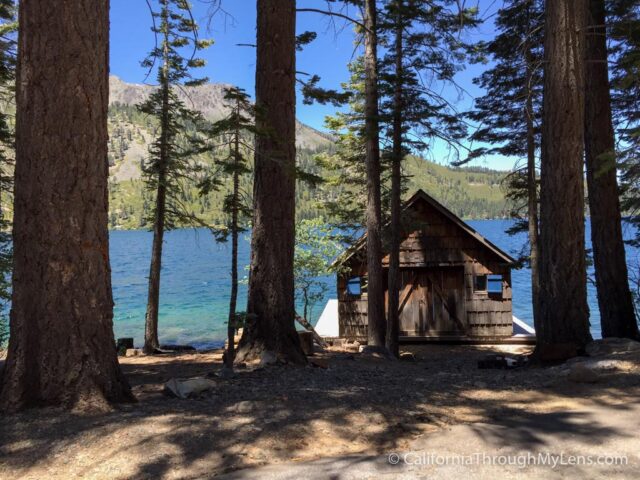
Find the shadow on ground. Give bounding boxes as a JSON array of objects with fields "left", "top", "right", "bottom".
[{"left": 0, "top": 345, "right": 638, "bottom": 479}]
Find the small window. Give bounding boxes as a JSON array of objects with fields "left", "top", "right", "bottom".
[
  {"left": 346, "top": 277, "right": 361, "bottom": 296},
  {"left": 487, "top": 275, "right": 503, "bottom": 295},
  {"left": 474, "top": 275, "right": 487, "bottom": 292}
]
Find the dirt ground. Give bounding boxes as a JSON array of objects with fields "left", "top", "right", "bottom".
[{"left": 1, "top": 344, "right": 639, "bottom": 479}]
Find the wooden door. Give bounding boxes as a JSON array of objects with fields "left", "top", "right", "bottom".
[{"left": 398, "top": 267, "right": 465, "bottom": 336}]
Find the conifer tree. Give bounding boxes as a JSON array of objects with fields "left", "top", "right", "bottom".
[
  {"left": 139, "top": 0, "right": 211, "bottom": 353},
  {"left": 584, "top": 0, "right": 638, "bottom": 340},
  {"left": 362, "top": 0, "right": 386, "bottom": 349},
  {"left": 378, "top": 0, "right": 476, "bottom": 356},
  {"left": 537, "top": 0, "right": 592, "bottom": 359},
  {"left": 468, "top": 0, "right": 544, "bottom": 333},
  {"left": 198, "top": 87, "right": 255, "bottom": 370},
  {"left": 1, "top": 0, "right": 133, "bottom": 410},
  {"left": 236, "top": 0, "right": 307, "bottom": 364}
]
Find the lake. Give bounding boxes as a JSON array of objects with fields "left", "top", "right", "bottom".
[{"left": 111, "top": 220, "right": 640, "bottom": 348}]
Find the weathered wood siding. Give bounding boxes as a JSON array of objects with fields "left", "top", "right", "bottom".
[{"left": 337, "top": 194, "right": 514, "bottom": 340}]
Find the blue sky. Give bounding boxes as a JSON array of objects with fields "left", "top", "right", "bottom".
[{"left": 110, "top": 0, "right": 513, "bottom": 170}]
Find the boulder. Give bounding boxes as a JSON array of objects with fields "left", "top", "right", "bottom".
[
  {"left": 164, "top": 377, "right": 217, "bottom": 399},
  {"left": 585, "top": 338, "right": 640, "bottom": 357},
  {"left": 125, "top": 348, "right": 142, "bottom": 357},
  {"left": 568, "top": 363, "right": 600, "bottom": 383}
]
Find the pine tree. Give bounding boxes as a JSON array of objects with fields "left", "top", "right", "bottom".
[
  {"left": 378, "top": 0, "right": 476, "bottom": 356},
  {"left": 315, "top": 59, "right": 370, "bottom": 234},
  {"left": 584, "top": 0, "right": 639, "bottom": 340},
  {"left": 611, "top": 1, "right": 640, "bottom": 323},
  {"left": 537, "top": 0, "right": 592, "bottom": 360},
  {"left": 1, "top": 0, "right": 133, "bottom": 410},
  {"left": 468, "top": 0, "right": 544, "bottom": 334},
  {"left": 362, "top": 0, "right": 386, "bottom": 349},
  {"left": 198, "top": 87, "right": 255, "bottom": 370},
  {"left": 236, "top": 0, "right": 307, "bottom": 364},
  {"left": 138, "top": 0, "right": 211, "bottom": 354}
]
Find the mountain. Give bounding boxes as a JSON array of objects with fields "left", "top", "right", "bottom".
[
  {"left": 106, "top": 77, "right": 509, "bottom": 229},
  {"left": 109, "top": 76, "right": 333, "bottom": 150}
]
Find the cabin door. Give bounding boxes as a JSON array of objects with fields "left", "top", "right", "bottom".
[{"left": 397, "top": 267, "right": 465, "bottom": 336}]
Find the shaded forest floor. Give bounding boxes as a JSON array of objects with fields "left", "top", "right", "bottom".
[{"left": 1, "top": 344, "right": 639, "bottom": 479}]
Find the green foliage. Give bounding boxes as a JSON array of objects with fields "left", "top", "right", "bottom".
[
  {"left": 104, "top": 100, "right": 509, "bottom": 229},
  {"left": 198, "top": 87, "right": 255, "bottom": 240},
  {"left": 379, "top": 0, "right": 477, "bottom": 159},
  {"left": 294, "top": 217, "right": 344, "bottom": 320},
  {"left": 613, "top": 0, "right": 640, "bottom": 244},
  {"left": 467, "top": 0, "right": 544, "bottom": 246},
  {"left": 137, "top": 0, "right": 210, "bottom": 230}
]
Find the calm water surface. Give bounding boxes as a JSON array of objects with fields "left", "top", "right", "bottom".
[{"left": 111, "top": 220, "right": 640, "bottom": 348}]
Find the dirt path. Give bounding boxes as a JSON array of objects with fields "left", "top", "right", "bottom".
[
  {"left": 217, "top": 401, "right": 640, "bottom": 479},
  {"left": 1, "top": 345, "right": 639, "bottom": 479}
]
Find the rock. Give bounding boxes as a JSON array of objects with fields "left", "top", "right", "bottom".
[
  {"left": 259, "top": 350, "right": 278, "bottom": 367},
  {"left": 400, "top": 352, "right": 416, "bottom": 362},
  {"left": 568, "top": 363, "right": 601, "bottom": 383},
  {"left": 359, "top": 345, "right": 396, "bottom": 360},
  {"left": 116, "top": 338, "right": 134, "bottom": 355},
  {"left": 582, "top": 359, "right": 636, "bottom": 372},
  {"left": 125, "top": 348, "right": 142, "bottom": 357},
  {"left": 585, "top": 338, "right": 640, "bottom": 357},
  {"left": 235, "top": 400, "right": 254, "bottom": 414},
  {"left": 164, "top": 378, "right": 217, "bottom": 399}
]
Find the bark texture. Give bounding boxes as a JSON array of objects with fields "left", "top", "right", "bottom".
[
  {"left": 0, "top": 0, "right": 134, "bottom": 411},
  {"left": 584, "top": 0, "right": 639, "bottom": 339},
  {"left": 524, "top": 27, "right": 541, "bottom": 339},
  {"left": 386, "top": 7, "right": 403, "bottom": 358},
  {"left": 144, "top": 6, "right": 171, "bottom": 354},
  {"left": 364, "top": 0, "right": 386, "bottom": 348},
  {"left": 236, "top": 0, "right": 306, "bottom": 364},
  {"left": 537, "top": 0, "right": 592, "bottom": 359}
]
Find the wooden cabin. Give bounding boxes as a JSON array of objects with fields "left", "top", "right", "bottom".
[{"left": 334, "top": 189, "right": 517, "bottom": 342}]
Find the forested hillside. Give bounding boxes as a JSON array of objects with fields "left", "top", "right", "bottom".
[{"left": 107, "top": 78, "right": 508, "bottom": 229}]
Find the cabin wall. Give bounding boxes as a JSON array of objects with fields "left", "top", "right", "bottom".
[{"left": 337, "top": 197, "right": 514, "bottom": 340}]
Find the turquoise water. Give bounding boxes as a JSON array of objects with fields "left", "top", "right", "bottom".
[{"left": 111, "top": 220, "right": 640, "bottom": 348}]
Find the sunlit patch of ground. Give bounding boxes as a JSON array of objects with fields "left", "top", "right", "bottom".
[{"left": 1, "top": 344, "right": 639, "bottom": 479}]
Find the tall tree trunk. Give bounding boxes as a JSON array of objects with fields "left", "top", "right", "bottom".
[
  {"left": 236, "top": 0, "right": 306, "bottom": 364},
  {"left": 524, "top": 12, "right": 542, "bottom": 338},
  {"left": 144, "top": 10, "right": 170, "bottom": 354},
  {"left": 386, "top": 4, "right": 403, "bottom": 358},
  {"left": 0, "top": 0, "right": 134, "bottom": 411},
  {"left": 363, "top": 0, "right": 386, "bottom": 348},
  {"left": 537, "top": 0, "right": 592, "bottom": 360},
  {"left": 585, "top": 0, "right": 639, "bottom": 339},
  {"left": 226, "top": 119, "right": 241, "bottom": 370}
]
